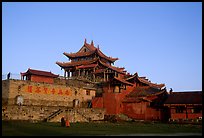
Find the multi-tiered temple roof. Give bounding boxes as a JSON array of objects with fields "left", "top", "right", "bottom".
[
  {"left": 56, "top": 39, "right": 165, "bottom": 92},
  {"left": 63, "top": 39, "right": 118, "bottom": 62},
  {"left": 56, "top": 39, "right": 126, "bottom": 82}
]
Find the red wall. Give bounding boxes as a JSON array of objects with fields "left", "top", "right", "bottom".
[
  {"left": 31, "top": 75, "right": 54, "bottom": 84},
  {"left": 188, "top": 113, "right": 202, "bottom": 119},
  {"left": 92, "top": 84, "right": 164, "bottom": 121},
  {"left": 103, "top": 93, "right": 117, "bottom": 114},
  {"left": 92, "top": 85, "right": 134, "bottom": 115},
  {"left": 145, "top": 107, "right": 161, "bottom": 120},
  {"left": 123, "top": 102, "right": 162, "bottom": 120},
  {"left": 92, "top": 97, "right": 103, "bottom": 108},
  {"left": 169, "top": 108, "right": 202, "bottom": 120},
  {"left": 122, "top": 102, "right": 146, "bottom": 119},
  {"left": 102, "top": 85, "right": 134, "bottom": 115},
  {"left": 92, "top": 83, "right": 202, "bottom": 121}
]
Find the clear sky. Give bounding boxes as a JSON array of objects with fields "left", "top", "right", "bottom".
[{"left": 2, "top": 2, "right": 202, "bottom": 92}]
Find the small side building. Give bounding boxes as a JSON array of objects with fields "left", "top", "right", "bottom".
[
  {"left": 163, "top": 91, "right": 202, "bottom": 121},
  {"left": 122, "top": 86, "right": 168, "bottom": 121},
  {"left": 20, "top": 68, "right": 59, "bottom": 84}
]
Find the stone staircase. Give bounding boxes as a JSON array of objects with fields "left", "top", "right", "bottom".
[
  {"left": 46, "top": 108, "right": 105, "bottom": 123},
  {"left": 44, "top": 108, "right": 63, "bottom": 122}
]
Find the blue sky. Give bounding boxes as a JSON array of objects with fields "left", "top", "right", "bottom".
[{"left": 2, "top": 2, "right": 202, "bottom": 92}]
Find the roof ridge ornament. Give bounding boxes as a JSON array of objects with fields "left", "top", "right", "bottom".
[
  {"left": 84, "top": 38, "right": 87, "bottom": 44},
  {"left": 134, "top": 72, "right": 138, "bottom": 77},
  {"left": 91, "top": 40, "right": 94, "bottom": 46}
]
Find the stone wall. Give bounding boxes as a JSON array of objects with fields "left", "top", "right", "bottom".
[
  {"left": 2, "top": 80, "right": 10, "bottom": 105},
  {"left": 2, "top": 105, "right": 105, "bottom": 123},
  {"left": 2, "top": 79, "right": 106, "bottom": 122},
  {"left": 2, "top": 79, "right": 96, "bottom": 107}
]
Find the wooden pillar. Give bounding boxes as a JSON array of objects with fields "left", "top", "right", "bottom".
[
  {"left": 104, "top": 71, "right": 106, "bottom": 82},
  {"left": 83, "top": 69, "right": 85, "bottom": 76},
  {"left": 64, "top": 70, "right": 66, "bottom": 79},
  {"left": 185, "top": 105, "right": 188, "bottom": 119},
  {"left": 78, "top": 69, "right": 80, "bottom": 76},
  {"left": 68, "top": 70, "right": 70, "bottom": 78},
  {"left": 93, "top": 68, "right": 95, "bottom": 82}
]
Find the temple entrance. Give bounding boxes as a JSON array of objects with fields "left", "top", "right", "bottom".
[
  {"left": 161, "top": 107, "right": 171, "bottom": 122},
  {"left": 87, "top": 100, "right": 92, "bottom": 108}
]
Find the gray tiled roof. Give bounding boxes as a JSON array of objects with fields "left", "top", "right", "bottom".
[{"left": 164, "top": 91, "right": 202, "bottom": 105}]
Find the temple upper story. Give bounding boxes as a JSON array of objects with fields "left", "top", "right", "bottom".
[
  {"left": 61, "top": 39, "right": 118, "bottom": 64},
  {"left": 56, "top": 39, "right": 125, "bottom": 83},
  {"left": 56, "top": 39, "right": 165, "bottom": 91}
]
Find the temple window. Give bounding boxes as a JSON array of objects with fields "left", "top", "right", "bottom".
[
  {"left": 114, "top": 86, "right": 120, "bottom": 93},
  {"left": 86, "top": 90, "right": 90, "bottom": 95}
]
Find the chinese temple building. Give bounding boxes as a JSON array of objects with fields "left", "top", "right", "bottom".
[
  {"left": 56, "top": 39, "right": 125, "bottom": 83},
  {"left": 20, "top": 68, "right": 59, "bottom": 84},
  {"left": 2, "top": 39, "right": 202, "bottom": 123},
  {"left": 163, "top": 91, "right": 202, "bottom": 121},
  {"left": 56, "top": 39, "right": 169, "bottom": 121}
]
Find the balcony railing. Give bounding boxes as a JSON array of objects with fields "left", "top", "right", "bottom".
[
  {"left": 2, "top": 73, "right": 21, "bottom": 80},
  {"left": 2, "top": 73, "right": 65, "bottom": 81}
]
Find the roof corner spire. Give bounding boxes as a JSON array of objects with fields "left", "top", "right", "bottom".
[
  {"left": 97, "top": 45, "right": 100, "bottom": 49},
  {"left": 84, "top": 38, "right": 87, "bottom": 44},
  {"left": 91, "top": 40, "right": 94, "bottom": 46}
]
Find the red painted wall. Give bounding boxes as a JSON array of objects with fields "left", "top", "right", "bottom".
[
  {"left": 103, "top": 92, "right": 117, "bottom": 114},
  {"left": 101, "top": 85, "right": 134, "bottom": 115},
  {"left": 123, "top": 101, "right": 162, "bottom": 120},
  {"left": 92, "top": 97, "right": 103, "bottom": 108},
  {"left": 188, "top": 113, "right": 202, "bottom": 119},
  {"left": 169, "top": 108, "right": 202, "bottom": 120},
  {"left": 92, "top": 84, "right": 141, "bottom": 115},
  {"left": 31, "top": 75, "right": 54, "bottom": 84},
  {"left": 145, "top": 107, "right": 161, "bottom": 120},
  {"left": 92, "top": 84, "right": 164, "bottom": 121},
  {"left": 122, "top": 102, "right": 146, "bottom": 120}
]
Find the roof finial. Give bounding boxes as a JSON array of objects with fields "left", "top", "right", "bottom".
[
  {"left": 84, "top": 38, "right": 87, "bottom": 44},
  {"left": 91, "top": 40, "right": 94, "bottom": 46},
  {"left": 97, "top": 45, "right": 100, "bottom": 49}
]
